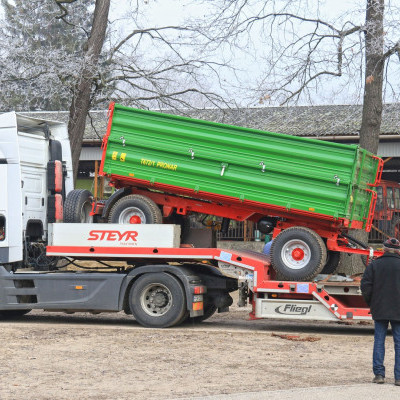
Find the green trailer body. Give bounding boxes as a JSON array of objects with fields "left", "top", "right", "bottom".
[{"left": 100, "top": 103, "right": 383, "bottom": 230}]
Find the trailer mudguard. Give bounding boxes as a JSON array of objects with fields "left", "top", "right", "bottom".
[{"left": 101, "top": 187, "right": 132, "bottom": 219}]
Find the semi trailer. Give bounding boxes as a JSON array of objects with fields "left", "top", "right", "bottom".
[{"left": 0, "top": 221, "right": 375, "bottom": 328}]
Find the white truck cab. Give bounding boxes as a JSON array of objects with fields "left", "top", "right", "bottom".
[{"left": 0, "top": 112, "right": 73, "bottom": 267}]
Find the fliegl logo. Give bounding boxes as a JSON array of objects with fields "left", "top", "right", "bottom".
[
  {"left": 275, "top": 304, "right": 312, "bottom": 316},
  {"left": 88, "top": 230, "right": 138, "bottom": 242}
]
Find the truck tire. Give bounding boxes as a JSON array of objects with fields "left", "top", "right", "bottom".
[
  {"left": 129, "top": 272, "right": 187, "bottom": 328},
  {"left": 108, "top": 195, "right": 162, "bottom": 224},
  {"left": 270, "top": 227, "right": 327, "bottom": 281},
  {"left": 63, "top": 189, "right": 93, "bottom": 223},
  {"left": 0, "top": 309, "right": 31, "bottom": 319},
  {"left": 320, "top": 251, "right": 341, "bottom": 275}
]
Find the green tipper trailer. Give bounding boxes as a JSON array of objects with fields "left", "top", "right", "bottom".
[{"left": 98, "top": 102, "right": 383, "bottom": 281}]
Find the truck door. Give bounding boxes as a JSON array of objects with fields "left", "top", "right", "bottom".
[{"left": 18, "top": 131, "right": 49, "bottom": 239}]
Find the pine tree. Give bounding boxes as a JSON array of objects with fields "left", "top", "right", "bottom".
[{"left": 0, "top": 0, "right": 95, "bottom": 110}]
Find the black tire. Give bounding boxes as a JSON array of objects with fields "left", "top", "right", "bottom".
[
  {"left": 129, "top": 273, "right": 187, "bottom": 328},
  {"left": 63, "top": 189, "right": 94, "bottom": 223},
  {"left": 320, "top": 251, "right": 341, "bottom": 275},
  {"left": 270, "top": 227, "right": 327, "bottom": 281},
  {"left": 0, "top": 309, "right": 31, "bottom": 319},
  {"left": 108, "top": 195, "right": 162, "bottom": 224}
]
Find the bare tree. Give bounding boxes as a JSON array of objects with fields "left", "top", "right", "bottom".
[
  {"left": 202, "top": 0, "right": 399, "bottom": 153},
  {"left": 0, "top": 1, "right": 235, "bottom": 181},
  {"left": 200, "top": 0, "right": 399, "bottom": 273},
  {"left": 54, "top": 0, "right": 111, "bottom": 182}
]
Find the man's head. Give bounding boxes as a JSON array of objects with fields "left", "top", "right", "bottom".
[{"left": 383, "top": 238, "right": 400, "bottom": 254}]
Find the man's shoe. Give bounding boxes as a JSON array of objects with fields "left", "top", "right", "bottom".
[
  {"left": 395, "top": 379, "right": 400, "bottom": 386},
  {"left": 373, "top": 375, "right": 385, "bottom": 384}
]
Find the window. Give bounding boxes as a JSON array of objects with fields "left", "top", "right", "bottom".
[
  {"left": 387, "top": 187, "right": 395, "bottom": 209},
  {"left": 376, "top": 186, "right": 383, "bottom": 210},
  {"left": 394, "top": 188, "right": 400, "bottom": 210}
]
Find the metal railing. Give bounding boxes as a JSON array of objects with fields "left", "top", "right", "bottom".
[{"left": 217, "top": 220, "right": 256, "bottom": 241}]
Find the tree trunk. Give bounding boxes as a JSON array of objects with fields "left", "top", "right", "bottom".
[
  {"left": 68, "top": 0, "right": 111, "bottom": 184},
  {"left": 342, "top": 0, "right": 385, "bottom": 275},
  {"left": 359, "top": 0, "right": 385, "bottom": 154}
]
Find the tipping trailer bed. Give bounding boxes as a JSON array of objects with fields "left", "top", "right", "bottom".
[
  {"left": 93, "top": 103, "right": 385, "bottom": 282},
  {"left": 99, "top": 103, "right": 383, "bottom": 231}
]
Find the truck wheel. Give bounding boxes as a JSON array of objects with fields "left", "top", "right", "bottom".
[
  {"left": 320, "top": 251, "right": 341, "bottom": 275},
  {"left": 0, "top": 309, "right": 31, "bottom": 319},
  {"left": 108, "top": 195, "right": 162, "bottom": 224},
  {"left": 270, "top": 227, "right": 327, "bottom": 281},
  {"left": 129, "top": 273, "right": 187, "bottom": 328},
  {"left": 63, "top": 189, "right": 93, "bottom": 223}
]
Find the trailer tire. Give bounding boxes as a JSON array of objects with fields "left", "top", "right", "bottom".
[
  {"left": 0, "top": 309, "right": 31, "bottom": 319},
  {"left": 129, "top": 273, "right": 187, "bottom": 328},
  {"left": 108, "top": 195, "right": 162, "bottom": 224},
  {"left": 320, "top": 251, "right": 341, "bottom": 275},
  {"left": 270, "top": 227, "right": 327, "bottom": 281},
  {"left": 63, "top": 189, "right": 93, "bottom": 223}
]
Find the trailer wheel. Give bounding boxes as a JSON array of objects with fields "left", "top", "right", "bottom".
[
  {"left": 108, "top": 195, "right": 162, "bottom": 224},
  {"left": 0, "top": 309, "right": 31, "bottom": 319},
  {"left": 63, "top": 189, "right": 93, "bottom": 223},
  {"left": 129, "top": 273, "right": 187, "bottom": 328},
  {"left": 320, "top": 251, "right": 341, "bottom": 275},
  {"left": 270, "top": 227, "right": 327, "bottom": 281}
]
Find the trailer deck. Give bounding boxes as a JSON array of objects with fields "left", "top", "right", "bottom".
[{"left": 45, "top": 225, "right": 371, "bottom": 323}]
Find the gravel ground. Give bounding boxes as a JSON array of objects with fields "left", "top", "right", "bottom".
[{"left": 0, "top": 301, "right": 392, "bottom": 400}]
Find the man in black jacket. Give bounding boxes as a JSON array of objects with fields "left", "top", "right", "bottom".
[{"left": 361, "top": 238, "right": 400, "bottom": 386}]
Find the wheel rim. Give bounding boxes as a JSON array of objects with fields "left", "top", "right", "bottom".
[
  {"left": 140, "top": 283, "right": 172, "bottom": 317},
  {"left": 280, "top": 239, "right": 311, "bottom": 270},
  {"left": 80, "top": 201, "right": 93, "bottom": 223},
  {"left": 118, "top": 207, "right": 146, "bottom": 224}
]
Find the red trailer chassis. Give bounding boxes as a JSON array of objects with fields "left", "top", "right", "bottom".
[{"left": 46, "top": 244, "right": 375, "bottom": 322}]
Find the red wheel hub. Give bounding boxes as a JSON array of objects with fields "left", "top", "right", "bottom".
[
  {"left": 129, "top": 215, "right": 142, "bottom": 224},
  {"left": 292, "top": 248, "right": 305, "bottom": 261}
]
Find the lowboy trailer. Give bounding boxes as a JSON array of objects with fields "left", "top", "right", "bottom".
[{"left": 0, "top": 223, "right": 373, "bottom": 327}]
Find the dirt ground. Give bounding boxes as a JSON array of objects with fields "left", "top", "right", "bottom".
[{"left": 0, "top": 296, "right": 394, "bottom": 400}]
